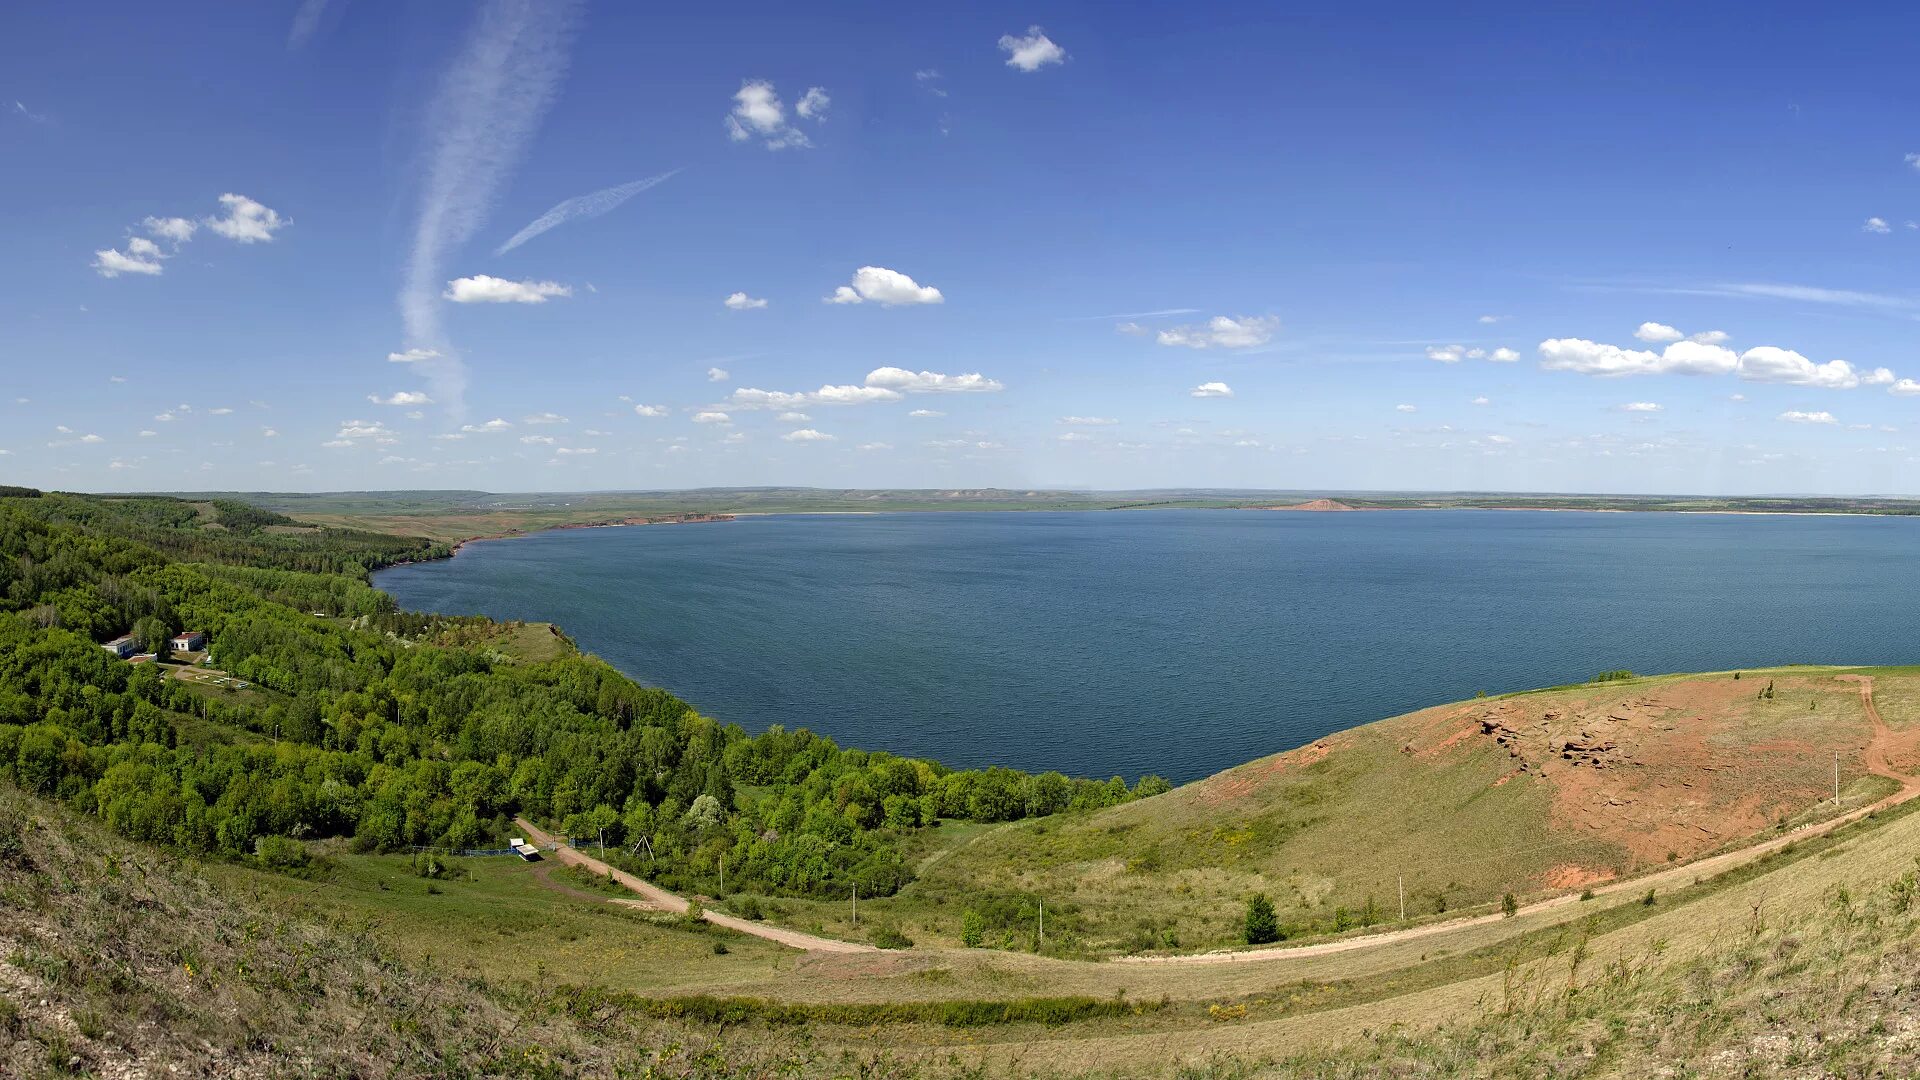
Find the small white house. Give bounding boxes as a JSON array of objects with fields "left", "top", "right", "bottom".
[
  {"left": 103, "top": 635, "right": 138, "bottom": 659},
  {"left": 170, "top": 630, "right": 206, "bottom": 652}
]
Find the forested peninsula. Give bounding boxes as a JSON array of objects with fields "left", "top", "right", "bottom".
[{"left": 0, "top": 488, "right": 1167, "bottom": 903}]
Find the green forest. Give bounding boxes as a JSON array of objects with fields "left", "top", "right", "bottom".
[{"left": 0, "top": 489, "right": 1166, "bottom": 901}]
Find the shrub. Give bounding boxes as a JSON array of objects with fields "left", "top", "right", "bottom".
[
  {"left": 1244, "top": 893, "right": 1279, "bottom": 945},
  {"left": 869, "top": 924, "right": 914, "bottom": 950},
  {"left": 732, "top": 895, "right": 764, "bottom": 921},
  {"left": 253, "top": 835, "right": 308, "bottom": 870},
  {"left": 1501, "top": 892, "right": 1518, "bottom": 918},
  {"left": 1591, "top": 670, "right": 1636, "bottom": 683},
  {"left": 960, "top": 909, "right": 985, "bottom": 948}
]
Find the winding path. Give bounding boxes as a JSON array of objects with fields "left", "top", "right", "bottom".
[
  {"left": 512, "top": 818, "right": 876, "bottom": 954},
  {"left": 518, "top": 677, "right": 1920, "bottom": 964}
]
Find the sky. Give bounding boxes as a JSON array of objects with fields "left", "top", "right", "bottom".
[{"left": 5, "top": 2, "right": 1920, "bottom": 496}]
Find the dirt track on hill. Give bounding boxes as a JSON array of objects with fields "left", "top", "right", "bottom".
[
  {"left": 1117, "top": 675, "right": 1920, "bottom": 967},
  {"left": 512, "top": 818, "right": 876, "bottom": 954}
]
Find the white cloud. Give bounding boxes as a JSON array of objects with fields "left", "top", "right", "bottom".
[
  {"left": 522, "top": 411, "right": 568, "bottom": 424},
  {"left": 92, "top": 243, "right": 165, "bottom": 277},
  {"left": 633, "top": 404, "right": 669, "bottom": 417},
  {"left": 1890, "top": 379, "right": 1920, "bottom": 397},
  {"left": 1863, "top": 367, "right": 1897, "bottom": 386},
  {"left": 208, "top": 407, "right": 233, "bottom": 415},
  {"left": 782, "top": 428, "right": 834, "bottom": 442},
  {"left": 1059, "top": 416, "right": 1118, "bottom": 425},
  {"left": 139, "top": 429, "right": 158, "bottom": 437},
  {"left": 261, "top": 427, "right": 278, "bottom": 437},
  {"left": 693, "top": 411, "right": 731, "bottom": 424},
  {"left": 1426, "top": 345, "right": 1465, "bottom": 363},
  {"left": 708, "top": 367, "right": 730, "bottom": 382},
  {"left": 1737, "top": 346, "right": 1862, "bottom": 389},
  {"left": 777, "top": 411, "right": 811, "bottom": 422},
  {"left": 520, "top": 434, "right": 556, "bottom": 445},
  {"left": 1634, "top": 322, "right": 1684, "bottom": 343},
  {"left": 1471, "top": 396, "right": 1490, "bottom": 406},
  {"left": 1908, "top": 152, "right": 1920, "bottom": 172},
  {"left": 1537, "top": 338, "right": 1740, "bottom": 377},
  {"left": 1486, "top": 434, "right": 1513, "bottom": 445},
  {"left": 143, "top": 216, "right": 197, "bottom": 243},
  {"left": 795, "top": 86, "right": 830, "bottom": 121},
  {"left": 826, "top": 266, "right": 944, "bottom": 306},
  {"left": 1620, "top": 401, "right": 1664, "bottom": 412},
  {"left": 332, "top": 419, "right": 397, "bottom": 443},
  {"left": 865, "top": 367, "right": 1003, "bottom": 393},
  {"left": 1190, "top": 381, "right": 1234, "bottom": 398},
  {"left": 1778, "top": 410, "right": 1838, "bottom": 424},
  {"left": 555, "top": 446, "right": 596, "bottom": 455},
  {"left": 1058, "top": 431, "right": 1091, "bottom": 442},
  {"left": 1152, "top": 315, "right": 1277, "bottom": 349},
  {"left": 203, "top": 193, "right": 288, "bottom": 243},
  {"left": 1864, "top": 216, "right": 1891, "bottom": 234},
  {"left": 1690, "top": 330, "right": 1729, "bottom": 345},
  {"left": 998, "top": 26, "right": 1066, "bottom": 72},
  {"left": 369, "top": 391, "right": 434, "bottom": 406},
  {"left": 388, "top": 347, "right": 441, "bottom": 363},
  {"left": 495, "top": 170, "right": 679, "bottom": 254},
  {"left": 724, "top": 291, "right": 767, "bottom": 310},
  {"left": 857, "top": 441, "right": 892, "bottom": 451},
  {"left": 909, "top": 408, "right": 944, "bottom": 418},
  {"left": 461, "top": 418, "right": 513, "bottom": 433},
  {"left": 1488, "top": 347, "right": 1520, "bottom": 363},
  {"left": 443, "top": 275, "right": 571, "bottom": 303},
  {"left": 1395, "top": 404, "right": 1417, "bottom": 413},
  {"left": 1477, "top": 314, "right": 1508, "bottom": 324},
  {"left": 725, "top": 80, "right": 821, "bottom": 149},
  {"left": 80, "top": 433, "right": 103, "bottom": 444}
]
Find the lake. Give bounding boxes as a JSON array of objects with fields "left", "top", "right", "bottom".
[{"left": 374, "top": 509, "right": 1920, "bottom": 782}]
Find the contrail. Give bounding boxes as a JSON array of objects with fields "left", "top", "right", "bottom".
[
  {"left": 400, "top": 0, "right": 581, "bottom": 418},
  {"left": 496, "top": 169, "right": 681, "bottom": 255}
]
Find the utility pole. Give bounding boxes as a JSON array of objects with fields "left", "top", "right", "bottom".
[
  {"left": 852, "top": 884, "right": 858, "bottom": 926},
  {"left": 719, "top": 852, "right": 724, "bottom": 895},
  {"left": 1398, "top": 875, "right": 1406, "bottom": 921},
  {"left": 1038, "top": 900, "right": 1044, "bottom": 950},
  {"left": 1834, "top": 751, "right": 1840, "bottom": 807}
]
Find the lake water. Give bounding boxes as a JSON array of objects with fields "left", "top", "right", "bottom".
[{"left": 374, "top": 510, "right": 1920, "bottom": 782}]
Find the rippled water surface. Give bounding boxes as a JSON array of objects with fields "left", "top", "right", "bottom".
[{"left": 375, "top": 510, "right": 1920, "bottom": 781}]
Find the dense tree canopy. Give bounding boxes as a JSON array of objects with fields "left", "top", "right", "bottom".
[{"left": 0, "top": 493, "right": 1166, "bottom": 899}]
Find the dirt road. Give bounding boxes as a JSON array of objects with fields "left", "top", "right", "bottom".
[
  {"left": 1118, "top": 675, "right": 1920, "bottom": 966},
  {"left": 512, "top": 818, "right": 876, "bottom": 954}
]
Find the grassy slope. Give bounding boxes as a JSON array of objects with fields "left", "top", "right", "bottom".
[{"left": 904, "top": 667, "right": 1895, "bottom": 955}]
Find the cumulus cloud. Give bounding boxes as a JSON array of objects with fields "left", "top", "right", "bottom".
[
  {"left": 1059, "top": 416, "right": 1118, "bottom": 425},
  {"left": 369, "top": 391, "right": 434, "bottom": 406},
  {"left": 1426, "top": 344, "right": 1465, "bottom": 363},
  {"left": 777, "top": 411, "right": 811, "bottom": 422},
  {"left": 1736, "top": 346, "right": 1864, "bottom": 389},
  {"left": 388, "top": 347, "right": 441, "bottom": 363},
  {"left": 633, "top": 403, "right": 669, "bottom": 417},
  {"left": 203, "top": 193, "right": 288, "bottom": 243},
  {"left": 92, "top": 241, "right": 166, "bottom": 277},
  {"left": 1488, "top": 347, "right": 1520, "bottom": 363},
  {"left": 443, "top": 275, "right": 571, "bottom": 303},
  {"left": 865, "top": 366, "right": 1003, "bottom": 393},
  {"left": 909, "top": 408, "right": 944, "bottom": 418},
  {"left": 826, "top": 266, "right": 944, "bottom": 306},
  {"left": 1538, "top": 338, "right": 1741, "bottom": 377},
  {"left": 143, "top": 216, "right": 197, "bottom": 243},
  {"left": 330, "top": 419, "right": 397, "bottom": 445},
  {"left": 708, "top": 367, "right": 730, "bottom": 382},
  {"left": 1395, "top": 404, "right": 1417, "bottom": 413},
  {"left": 725, "top": 80, "right": 826, "bottom": 149},
  {"left": 693, "top": 411, "right": 731, "bottom": 424},
  {"left": 782, "top": 428, "right": 834, "bottom": 442},
  {"left": 795, "top": 86, "right": 830, "bottom": 121},
  {"left": 460, "top": 418, "right": 513, "bottom": 433},
  {"left": 1149, "top": 315, "right": 1277, "bottom": 350},
  {"left": 522, "top": 411, "right": 568, "bottom": 424},
  {"left": 554, "top": 446, "right": 596, "bottom": 455},
  {"left": 724, "top": 291, "right": 767, "bottom": 310},
  {"left": 1634, "top": 322, "right": 1683, "bottom": 343},
  {"left": 1620, "top": 401, "right": 1664, "bottom": 412},
  {"left": 1890, "top": 379, "right": 1920, "bottom": 397},
  {"left": 1190, "top": 381, "right": 1234, "bottom": 398},
  {"left": 1477, "top": 314, "right": 1508, "bottom": 324},
  {"left": 1471, "top": 396, "right": 1490, "bottom": 406},
  {"left": 857, "top": 441, "right": 893, "bottom": 451},
  {"left": 1778, "top": 410, "right": 1838, "bottom": 424},
  {"left": 520, "top": 434, "right": 556, "bottom": 445},
  {"left": 998, "top": 26, "right": 1066, "bottom": 72},
  {"left": 1864, "top": 217, "right": 1892, "bottom": 234},
  {"left": 495, "top": 170, "right": 678, "bottom": 254}
]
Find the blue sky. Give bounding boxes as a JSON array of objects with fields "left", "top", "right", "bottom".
[{"left": 5, "top": 1, "right": 1920, "bottom": 495}]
